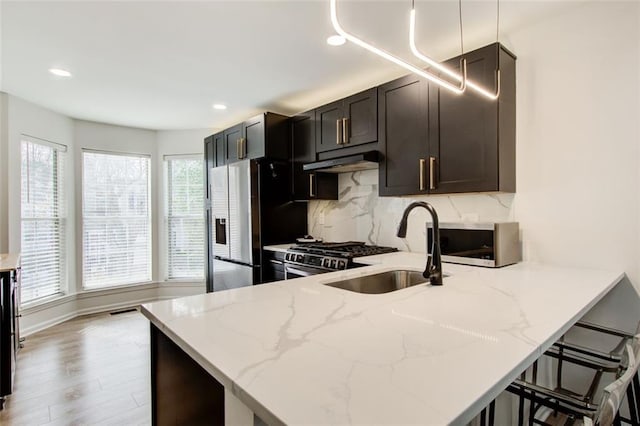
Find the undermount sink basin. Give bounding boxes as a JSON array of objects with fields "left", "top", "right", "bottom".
[{"left": 323, "top": 270, "right": 429, "bottom": 294}]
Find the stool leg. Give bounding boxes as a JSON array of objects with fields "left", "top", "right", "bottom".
[
  {"left": 626, "top": 383, "right": 638, "bottom": 425},
  {"left": 518, "top": 392, "right": 525, "bottom": 426},
  {"left": 489, "top": 400, "right": 495, "bottom": 426},
  {"left": 530, "top": 361, "right": 538, "bottom": 426}
]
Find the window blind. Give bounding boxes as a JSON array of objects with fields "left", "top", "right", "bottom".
[
  {"left": 20, "top": 137, "right": 67, "bottom": 303},
  {"left": 82, "top": 151, "right": 151, "bottom": 289},
  {"left": 165, "top": 156, "right": 204, "bottom": 280}
]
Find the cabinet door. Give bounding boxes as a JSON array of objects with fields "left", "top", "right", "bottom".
[
  {"left": 214, "top": 132, "right": 225, "bottom": 167},
  {"left": 343, "top": 88, "right": 377, "bottom": 147},
  {"left": 204, "top": 136, "right": 215, "bottom": 202},
  {"left": 428, "top": 44, "right": 499, "bottom": 193},
  {"left": 291, "top": 112, "right": 315, "bottom": 200},
  {"left": 243, "top": 114, "right": 265, "bottom": 160},
  {"left": 315, "top": 100, "right": 343, "bottom": 153},
  {"left": 292, "top": 112, "right": 338, "bottom": 200},
  {"left": 224, "top": 124, "right": 243, "bottom": 163},
  {"left": 378, "top": 74, "right": 430, "bottom": 196}
]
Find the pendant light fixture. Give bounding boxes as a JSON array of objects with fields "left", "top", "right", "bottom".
[
  {"left": 330, "top": 0, "right": 501, "bottom": 100},
  {"left": 409, "top": 0, "right": 501, "bottom": 100},
  {"left": 409, "top": 0, "right": 467, "bottom": 93},
  {"left": 330, "top": 0, "right": 466, "bottom": 95}
]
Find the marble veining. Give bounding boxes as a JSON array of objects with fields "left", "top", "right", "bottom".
[
  {"left": 308, "top": 169, "right": 514, "bottom": 252},
  {"left": 142, "top": 253, "right": 623, "bottom": 426}
]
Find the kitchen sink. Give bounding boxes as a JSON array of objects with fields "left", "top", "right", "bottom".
[{"left": 323, "top": 270, "right": 430, "bottom": 294}]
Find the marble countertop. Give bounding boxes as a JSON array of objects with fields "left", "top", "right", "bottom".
[
  {"left": 142, "top": 253, "right": 623, "bottom": 425},
  {"left": 0, "top": 253, "right": 21, "bottom": 272},
  {"left": 262, "top": 244, "right": 294, "bottom": 253}
]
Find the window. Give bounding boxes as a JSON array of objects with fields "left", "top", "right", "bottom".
[
  {"left": 164, "top": 156, "right": 204, "bottom": 280},
  {"left": 82, "top": 151, "right": 151, "bottom": 289},
  {"left": 20, "top": 137, "right": 66, "bottom": 303}
]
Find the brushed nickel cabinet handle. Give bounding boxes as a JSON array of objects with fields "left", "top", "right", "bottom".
[
  {"left": 419, "top": 159, "right": 426, "bottom": 191},
  {"left": 241, "top": 138, "right": 246, "bottom": 159},
  {"left": 309, "top": 174, "right": 315, "bottom": 197},
  {"left": 336, "top": 119, "right": 342, "bottom": 145},
  {"left": 236, "top": 139, "right": 241, "bottom": 159},
  {"left": 429, "top": 157, "right": 436, "bottom": 190},
  {"left": 342, "top": 118, "right": 349, "bottom": 144}
]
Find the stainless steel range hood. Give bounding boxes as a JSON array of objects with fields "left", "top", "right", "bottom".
[{"left": 302, "top": 151, "right": 378, "bottom": 174}]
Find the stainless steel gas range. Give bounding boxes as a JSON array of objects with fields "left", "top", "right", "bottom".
[{"left": 283, "top": 242, "right": 397, "bottom": 279}]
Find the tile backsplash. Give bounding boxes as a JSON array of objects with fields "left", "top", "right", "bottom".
[{"left": 308, "top": 169, "right": 515, "bottom": 253}]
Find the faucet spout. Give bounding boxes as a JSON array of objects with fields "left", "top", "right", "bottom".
[{"left": 396, "top": 202, "right": 443, "bottom": 286}]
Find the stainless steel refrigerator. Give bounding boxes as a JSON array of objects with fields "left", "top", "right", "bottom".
[{"left": 207, "top": 159, "right": 306, "bottom": 292}]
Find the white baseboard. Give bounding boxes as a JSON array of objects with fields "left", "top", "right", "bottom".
[{"left": 20, "top": 281, "right": 205, "bottom": 337}]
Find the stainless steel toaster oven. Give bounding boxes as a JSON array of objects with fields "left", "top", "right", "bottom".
[{"left": 427, "top": 222, "right": 521, "bottom": 268}]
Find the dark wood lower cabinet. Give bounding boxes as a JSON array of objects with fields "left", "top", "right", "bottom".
[
  {"left": 262, "top": 250, "right": 285, "bottom": 283},
  {"left": 0, "top": 266, "right": 20, "bottom": 410},
  {"left": 151, "top": 324, "right": 225, "bottom": 425}
]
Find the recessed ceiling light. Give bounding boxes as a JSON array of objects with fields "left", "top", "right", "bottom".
[
  {"left": 327, "top": 35, "right": 346, "bottom": 46},
  {"left": 213, "top": 104, "right": 227, "bottom": 110},
  {"left": 49, "top": 68, "right": 72, "bottom": 77}
]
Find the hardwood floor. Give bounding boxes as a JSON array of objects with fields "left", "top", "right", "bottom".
[{"left": 0, "top": 310, "right": 151, "bottom": 425}]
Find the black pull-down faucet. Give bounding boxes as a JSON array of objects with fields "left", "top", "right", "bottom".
[{"left": 396, "top": 201, "right": 443, "bottom": 286}]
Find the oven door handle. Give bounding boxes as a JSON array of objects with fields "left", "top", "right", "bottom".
[{"left": 284, "top": 264, "right": 323, "bottom": 279}]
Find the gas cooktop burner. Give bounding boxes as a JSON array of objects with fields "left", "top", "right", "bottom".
[{"left": 290, "top": 241, "right": 397, "bottom": 258}]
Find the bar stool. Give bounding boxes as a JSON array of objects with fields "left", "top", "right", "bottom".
[{"left": 506, "top": 320, "right": 640, "bottom": 426}]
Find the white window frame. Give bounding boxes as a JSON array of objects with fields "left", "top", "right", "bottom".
[
  {"left": 163, "top": 154, "right": 205, "bottom": 281},
  {"left": 81, "top": 149, "right": 152, "bottom": 290},
  {"left": 20, "top": 135, "right": 67, "bottom": 305}
]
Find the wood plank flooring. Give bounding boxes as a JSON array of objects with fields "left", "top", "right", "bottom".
[{"left": 0, "top": 310, "right": 151, "bottom": 425}]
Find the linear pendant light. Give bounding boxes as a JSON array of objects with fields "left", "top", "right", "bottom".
[
  {"left": 330, "top": 0, "right": 466, "bottom": 95},
  {"left": 409, "top": 1, "right": 500, "bottom": 100}
]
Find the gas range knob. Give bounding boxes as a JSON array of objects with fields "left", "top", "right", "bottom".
[
  {"left": 296, "top": 254, "right": 304, "bottom": 263},
  {"left": 338, "top": 260, "right": 346, "bottom": 269},
  {"left": 330, "top": 259, "right": 338, "bottom": 269}
]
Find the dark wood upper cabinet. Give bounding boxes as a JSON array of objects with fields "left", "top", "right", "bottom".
[
  {"left": 243, "top": 114, "right": 266, "bottom": 160},
  {"left": 291, "top": 111, "right": 338, "bottom": 201},
  {"left": 222, "top": 113, "right": 289, "bottom": 163},
  {"left": 224, "top": 124, "right": 243, "bottom": 163},
  {"left": 213, "top": 132, "right": 225, "bottom": 167},
  {"left": 379, "top": 42, "right": 515, "bottom": 196},
  {"left": 316, "top": 88, "right": 377, "bottom": 153},
  {"left": 204, "top": 135, "right": 214, "bottom": 202},
  {"left": 204, "top": 132, "right": 226, "bottom": 202},
  {"left": 428, "top": 43, "right": 516, "bottom": 194},
  {"left": 378, "top": 74, "right": 430, "bottom": 196}
]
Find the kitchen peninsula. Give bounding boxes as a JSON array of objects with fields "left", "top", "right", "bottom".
[{"left": 142, "top": 253, "right": 623, "bottom": 425}]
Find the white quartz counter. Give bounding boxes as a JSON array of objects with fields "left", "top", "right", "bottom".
[
  {"left": 142, "top": 253, "right": 623, "bottom": 425},
  {"left": 0, "top": 253, "right": 20, "bottom": 272},
  {"left": 262, "top": 244, "right": 294, "bottom": 253}
]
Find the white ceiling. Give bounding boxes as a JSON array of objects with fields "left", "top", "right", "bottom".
[{"left": 1, "top": 0, "right": 580, "bottom": 131}]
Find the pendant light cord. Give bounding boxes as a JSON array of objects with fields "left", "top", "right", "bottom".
[
  {"left": 496, "top": 0, "right": 500, "bottom": 42},
  {"left": 459, "top": 0, "right": 464, "bottom": 56}
]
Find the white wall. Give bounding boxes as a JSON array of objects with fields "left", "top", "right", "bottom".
[
  {"left": 309, "top": 1, "right": 640, "bottom": 331},
  {"left": 0, "top": 92, "right": 8, "bottom": 252},
  {"left": 508, "top": 1, "right": 640, "bottom": 332}
]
